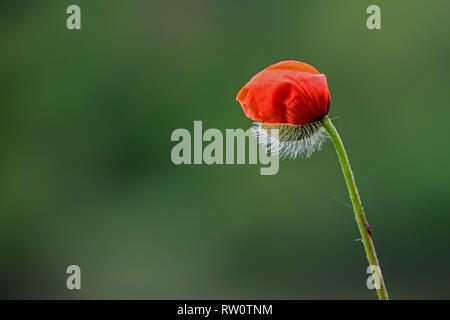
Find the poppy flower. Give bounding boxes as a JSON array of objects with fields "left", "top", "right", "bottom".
[
  {"left": 235, "top": 61, "right": 390, "bottom": 300},
  {"left": 236, "top": 60, "right": 331, "bottom": 158}
]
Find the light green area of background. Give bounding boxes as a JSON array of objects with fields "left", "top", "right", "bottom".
[{"left": 1, "top": 1, "right": 449, "bottom": 299}]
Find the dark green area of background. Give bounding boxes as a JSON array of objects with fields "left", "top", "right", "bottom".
[{"left": 1, "top": 1, "right": 449, "bottom": 299}]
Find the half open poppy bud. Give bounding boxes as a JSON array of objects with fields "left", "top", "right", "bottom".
[
  {"left": 236, "top": 61, "right": 390, "bottom": 299},
  {"left": 236, "top": 60, "right": 331, "bottom": 158}
]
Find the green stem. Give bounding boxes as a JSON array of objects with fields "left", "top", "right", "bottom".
[{"left": 321, "top": 116, "right": 389, "bottom": 300}]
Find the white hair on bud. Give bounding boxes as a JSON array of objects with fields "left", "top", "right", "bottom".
[{"left": 252, "top": 121, "right": 329, "bottom": 159}]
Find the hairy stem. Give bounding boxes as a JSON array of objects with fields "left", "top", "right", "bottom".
[{"left": 321, "top": 116, "right": 389, "bottom": 300}]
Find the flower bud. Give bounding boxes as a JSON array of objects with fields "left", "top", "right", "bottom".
[{"left": 236, "top": 60, "right": 331, "bottom": 158}]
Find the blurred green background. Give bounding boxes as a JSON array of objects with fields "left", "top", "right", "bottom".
[{"left": 1, "top": 0, "right": 449, "bottom": 299}]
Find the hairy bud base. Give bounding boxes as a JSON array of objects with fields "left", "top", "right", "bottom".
[{"left": 253, "top": 121, "right": 329, "bottom": 159}]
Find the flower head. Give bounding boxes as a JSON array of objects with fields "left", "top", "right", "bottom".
[{"left": 236, "top": 60, "right": 331, "bottom": 158}]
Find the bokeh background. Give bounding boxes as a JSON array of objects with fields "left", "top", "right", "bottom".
[{"left": 1, "top": 0, "right": 449, "bottom": 299}]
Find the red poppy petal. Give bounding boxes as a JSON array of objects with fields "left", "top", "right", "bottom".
[
  {"left": 266, "top": 60, "right": 320, "bottom": 74},
  {"left": 236, "top": 64, "right": 330, "bottom": 125}
]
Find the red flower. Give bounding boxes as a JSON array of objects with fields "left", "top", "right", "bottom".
[{"left": 236, "top": 60, "right": 330, "bottom": 126}]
